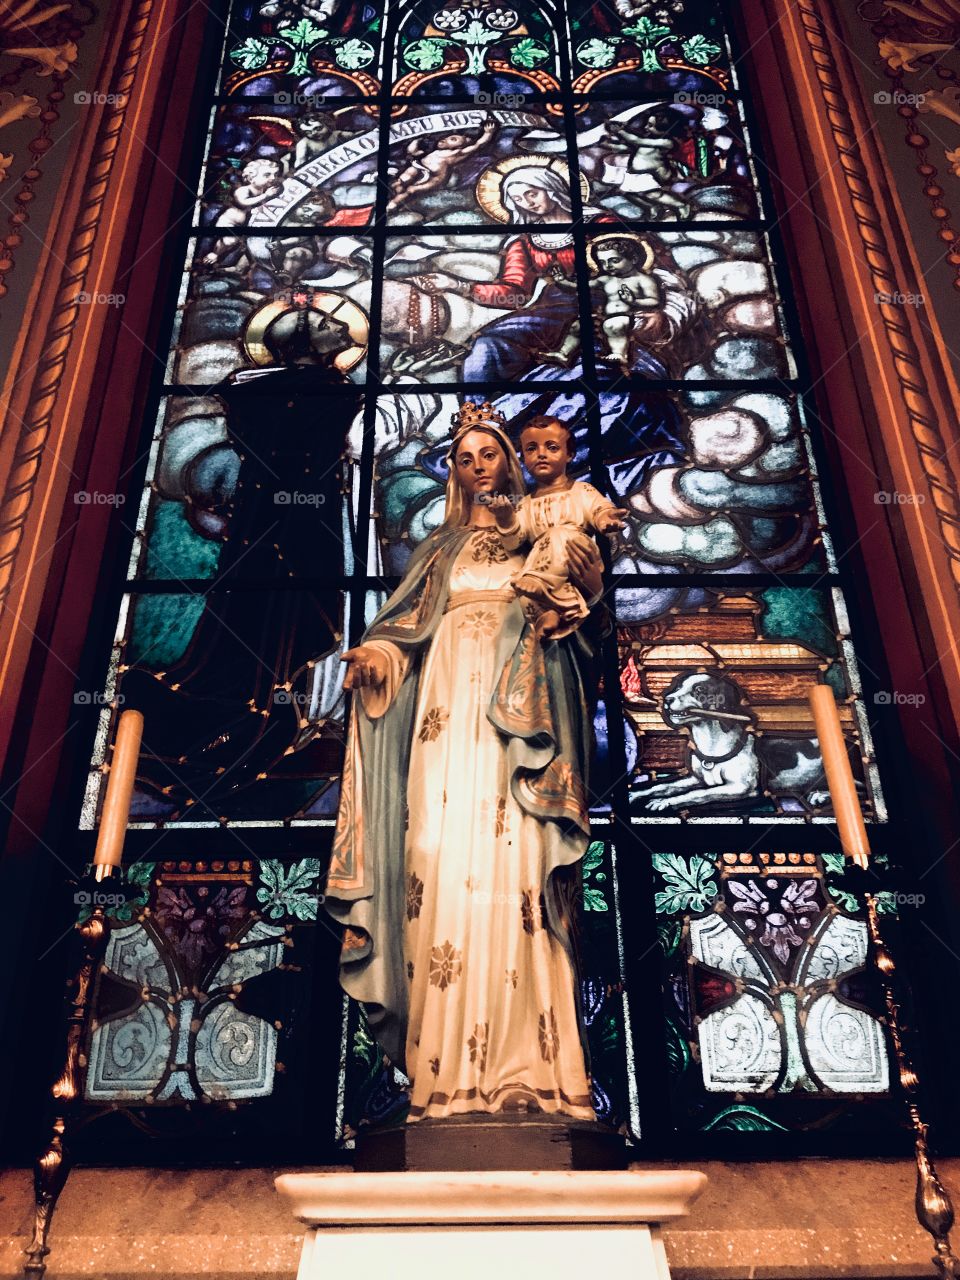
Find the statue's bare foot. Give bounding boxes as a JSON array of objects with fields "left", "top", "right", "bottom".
[{"left": 500, "top": 1088, "right": 542, "bottom": 1114}]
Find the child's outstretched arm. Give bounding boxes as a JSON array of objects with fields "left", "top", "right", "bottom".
[
  {"left": 594, "top": 503, "right": 629, "bottom": 533},
  {"left": 581, "top": 483, "right": 628, "bottom": 534}
]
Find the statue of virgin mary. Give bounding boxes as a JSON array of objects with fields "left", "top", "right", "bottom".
[{"left": 324, "top": 401, "right": 603, "bottom": 1121}]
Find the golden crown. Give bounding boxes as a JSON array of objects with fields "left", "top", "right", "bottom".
[{"left": 451, "top": 400, "right": 507, "bottom": 432}]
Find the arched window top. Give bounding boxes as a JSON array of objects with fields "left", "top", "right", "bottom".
[
  {"left": 223, "top": 0, "right": 389, "bottom": 97},
  {"left": 218, "top": 0, "right": 733, "bottom": 101},
  {"left": 393, "top": 0, "right": 562, "bottom": 95}
]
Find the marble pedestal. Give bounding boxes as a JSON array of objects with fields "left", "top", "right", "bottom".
[{"left": 276, "top": 1168, "right": 707, "bottom": 1280}]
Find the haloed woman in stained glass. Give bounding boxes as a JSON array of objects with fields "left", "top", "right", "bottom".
[{"left": 416, "top": 158, "right": 620, "bottom": 382}]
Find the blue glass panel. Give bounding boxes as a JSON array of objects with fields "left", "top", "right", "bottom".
[
  {"left": 132, "top": 396, "right": 362, "bottom": 581},
  {"left": 170, "top": 236, "right": 372, "bottom": 387},
  {"left": 381, "top": 233, "right": 587, "bottom": 385},
  {"left": 104, "top": 591, "right": 347, "bottom": 824},
  {"left": 583, "top": 229, "right": 793, "bottom": 381},
  {"left": 601, "top": 389, "right": 827, "bottom": 575}
]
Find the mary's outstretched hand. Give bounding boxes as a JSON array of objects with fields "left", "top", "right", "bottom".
[{"left": 341, "top": 645, "right": 388, "bottom": 691}]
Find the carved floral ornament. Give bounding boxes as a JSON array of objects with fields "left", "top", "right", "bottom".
[
  {"left": 0, "top": 0, "right": 86, "bottom": 284},
  {"left": 863, "top": 0, "right": 960, "bottom": 283}
]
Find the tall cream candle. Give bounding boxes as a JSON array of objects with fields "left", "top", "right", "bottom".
[
  {"left": 808, "top": 684, "right": 870, "bottom": 867},
  {"left": 93, "top": 709, "right": 144, "bottom": 868}
]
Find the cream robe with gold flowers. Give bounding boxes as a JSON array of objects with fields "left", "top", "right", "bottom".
[{"left": 366, "top": 530, "right": 593, "bottom": 1121}]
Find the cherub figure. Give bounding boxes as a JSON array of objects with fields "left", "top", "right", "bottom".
[
  {"left": 292, "top": 111, "right": 354, "bottom": 172},
  {"left": 205, "top": 158, "right": 286, "bottom": 267},
  {"left": 602, "top": 112, "right": 689, "bottom": 217},
  {"left": 539, "top": 235, "right": 663, "bottom": 372},
  {"left": 217, "top": 157, "right": 285, "bottom": 227},
  {"left": 491, "top": 415, "right": 626, "bottom": 640},
  {"left": 387, "top": 119, "right": 497, "bottom": 213},
  {"left": 285, "top": 186, "right": 335, "bottom": 227}
]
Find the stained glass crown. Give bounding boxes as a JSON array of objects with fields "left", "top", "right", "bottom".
[{"left": 451, "top": 401, "right": 507, "bottom": 433}]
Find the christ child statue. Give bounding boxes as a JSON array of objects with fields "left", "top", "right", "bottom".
[{"left": 491, "top": 415, "right": 627, "bottom": 640}]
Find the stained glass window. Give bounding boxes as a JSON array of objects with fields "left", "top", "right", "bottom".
[
  {"left": 84, "top": 858, "right": 322, "bottom": 1104},
  {"left": 655, "top": 851, "right": 900, "bottom": 1134},
  {"left": 222, "top": 0, "right": 386, "bottom": 99},
  {"left": 70, "top": 0, "right": 904, "bottom": 1159},
  {"left": 393, "top": 0, "right": 562, "bottom": 97}
]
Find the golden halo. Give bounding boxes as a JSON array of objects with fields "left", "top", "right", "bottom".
[
  {"left": 242, "top": 292, "right": 369, "bottom": 371},
  {"left": 475, "top": 155, "right": 591, "bottom": 224},
  {"left": 586, "top": 232, "right": 655, "bottom": 274}
]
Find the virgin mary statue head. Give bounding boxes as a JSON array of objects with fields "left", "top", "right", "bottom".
[{"left": 442, "top": 401, "right": 525, "bottom": 529}]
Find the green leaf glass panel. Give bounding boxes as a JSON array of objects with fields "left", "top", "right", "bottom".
[
  {"left": 568, "top": 0, "right": 728, "bottom": 95},
  {"left": 221, "top": 0, "right": 384, "bottom": 99},
  {"left": 393, "top": 0, "right": 561, "bottom": 96}
]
